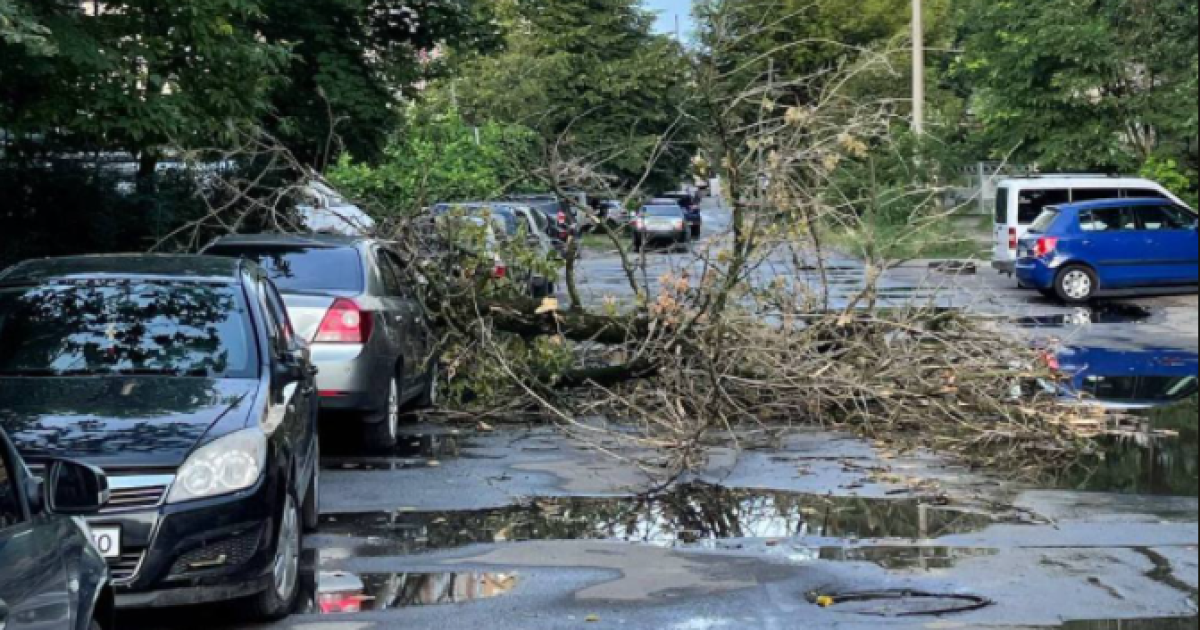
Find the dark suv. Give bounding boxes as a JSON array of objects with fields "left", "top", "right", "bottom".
[
  {"left": 0, "top": 255, "right": 320, "bottom": 621},
  {"left": 204, "top": 234, "right": 438, "bottom": 449}
]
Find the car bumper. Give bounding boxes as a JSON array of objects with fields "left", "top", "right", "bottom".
[
  {"left": 89, "top": 473, "right": 285, "bottom": 609},
  {"left": 310, "top": 342, "right": 391, "bottom": 412},
  {"left": 992, "top": 260, "right": 1016, "bottom": 274},
  {"left": 637, "top": 230, "right": 688, "bottom": 242},
  {"left": 1015, "top": 258, "right": 1057, "bottom": 289}
]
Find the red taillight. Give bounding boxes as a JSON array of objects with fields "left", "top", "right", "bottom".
[
  {"left": 493, "top": 260, "right": 508, "bottom": 279},
  {"left": 557, "top": 211, "right": 568, "bottom": 226},
  {"left": 1035, "top": 237, "right": 1060, "bottom": 258},
  {"left": 318, "top": 593, "right": 370, "bottom": 614},
  {"left": 1008, "top": 227, "right": 1018, "bottom": 251},
  {"left": 315, "top": 299, "right": 373, "bottom": 344},
  {"left": 1043, "top": 351, "right": 1061, "bottom": 371}
]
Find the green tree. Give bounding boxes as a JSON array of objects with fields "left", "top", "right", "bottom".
[
  {"left": 955, "top": 0, "right": 1199, "bottom": 173},
  {"left": 256, "top": 0, "right": 502, "bottom": 168},
  {"left": 448, "top": 0, "right": 696, "bottom": 190},
  {"left": 0, "top": 0, "right": 290, "bottom": 176}
]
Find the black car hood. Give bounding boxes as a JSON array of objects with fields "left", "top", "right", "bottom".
[{"left": 0, "top": 377, "right": 258, "bottom": 470}]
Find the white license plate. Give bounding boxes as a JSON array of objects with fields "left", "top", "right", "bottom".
[{"left": 91, "top": 527, "right": 122, "bottom": 559}]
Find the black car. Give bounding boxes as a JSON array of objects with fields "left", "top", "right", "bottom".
[
  {"left": 1, "top": 427, "right": 113, "bottom": 630},
  {"left": 0, "top": 255, "right": 320, "bottom": 621}
]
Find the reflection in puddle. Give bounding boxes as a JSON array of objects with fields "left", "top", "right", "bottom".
[
  {"left": 1058, "top": 618, "right": 1199, "bottom": 630},
  {"left": 320, "top": 484, "right": 998, "bottom": 555},
  {"left": 1015, "top": 304, "right": 1154, "bottom": 327},
  {"left": 815, "top": 546, "right": 998, "bottom": 570},
  {"left": 323, "top": 434, "right": 464, "bottom": 470},
  {"left": 1052, "top": 347, "right": 1199, "bottom": 409},
  {"left": 306, "top": 571, "right": 519, "bottom": 614}
]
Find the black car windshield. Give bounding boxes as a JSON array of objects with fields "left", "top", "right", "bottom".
[
  {"left": 207, "top": 246, "right": 365, "bottom": 294},
  {"left": 0, "top": 280, "right": 256, "bottom": 379},
  {"left": 644, "top": 206, "right": 683, "bottom": 217}
]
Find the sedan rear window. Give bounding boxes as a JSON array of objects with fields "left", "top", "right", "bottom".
[
  {"left": 0, "top": 281, "right": 255, "bottom": 379},
  {"left": 208, "top": 246, "right": 365, "bottom": 294},
  {"left": 644, "top": 206, "right": 684, "bottom": 218}
]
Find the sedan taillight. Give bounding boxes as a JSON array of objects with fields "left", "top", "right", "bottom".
[{"left": 316, "top": 299, "right": 373, "bottom": 344}]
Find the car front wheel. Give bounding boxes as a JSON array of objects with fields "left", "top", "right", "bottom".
[
  {"left": 1055, "top": 265, "right": 1098, "bottom": 305},
  {"left": 364, "top": 376, "right": 401, "bottom": 450},
  {"left": 245, "top": 493, "right": 302, "bottom": 621}
]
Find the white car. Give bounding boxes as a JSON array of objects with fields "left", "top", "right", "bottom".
[
  {"left": 297, "top": 181, "right": 377, "bottom": 236},
  {"left": 991, "top": 175, "right": 1187, "bottom": 275}
]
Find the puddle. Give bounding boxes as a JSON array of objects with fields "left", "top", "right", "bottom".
[
  {"left": 319, "top": 484, "right": 999, "bottom": 555},
  {"left": 810, "top": 589, "right": 992, "bottom": 617},
  {"left": 322, "top": 434, "right": 466, "bottom": 470},
  {"left": 302, "top": 571, "right": 519, "bottom": 614},
  {"left": 814, "top": 546, "right": 998, "bottom": 570},
  {"left": 1014, "top": 304, "right": 1155, "bottom": 327},
  {"left": 1054, "top": 397, "right": 1199, "bottom": 497},
  {"left": 1057, "top": 619, "right": 1199, "bottom": 630}
]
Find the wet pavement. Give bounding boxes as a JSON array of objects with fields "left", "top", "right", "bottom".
[{"left": 121, "top": 202, "right": 1198, "bottom": 629}]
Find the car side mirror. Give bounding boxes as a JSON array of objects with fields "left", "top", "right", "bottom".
[
  {"left": 45, "top": 460, "right": 110, "bottom": 516},
  {"left": 274, "top": 349, "right": 310, "bottom": 386}
]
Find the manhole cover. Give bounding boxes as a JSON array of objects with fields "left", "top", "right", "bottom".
[{"left": 810, "top": 589, "right": 993, "bottom": 617}]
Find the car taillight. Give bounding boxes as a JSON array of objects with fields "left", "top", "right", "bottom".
[
  {"left": 493, "top": 258, "right": 508, "bottom": 279},
  {"left": 1043, "top": 351, "right": 1061, "bottom": 371},
  {"left": 634, "top": 218, "right": 645, "bottom": 230},
  {"left": 674, "top": 220, "right": 685, "bottom": 230},
  {"left": 318, "top": 592, "right": 371, "bottom": 614},
  {"left": 1035, "top": 237, "right": 1060, "bottom": 258},
  {"left": 557, "top": 211, "right": 568, "bottom": 226},
  {"left": 315, "top": 299, "right": 373, "bottom": 344},
  {"left": 1008, "top": 227, "right": 1018, "bottom": 251}
]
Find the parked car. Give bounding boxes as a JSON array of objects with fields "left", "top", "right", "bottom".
[
  {"left": 1016, "top": 198, "right": 1199, "bottom": 304},
  {"left": 992, "top": 175, "right": 1187, "bottom": 275},
  {"left": 0, "top": 255, "right": 320, "bottom": 620},
  {"left": 431, "top": 203, "right": 560, "bottom": 296},
  {"left": 204, "top": 234, "right": 438, "bottom": 449},
  {"left": 633, "top": 205, "right": 691, "bottom": 252},
  {"left": 297, "top": 180, "right": 376, "bottom": 237},
  {"left": 506, "top": 194, "right": 579, "bottom": 241},
  {"left": 655, "top": 193, "right": 703, "bottom": 239},
  {"left": 0, "top": 426, "right": 113, "bottom": 630}
]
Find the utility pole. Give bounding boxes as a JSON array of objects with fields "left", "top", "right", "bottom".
[{"left": 912, "top": 0, "right": 926, "bottom": 135}]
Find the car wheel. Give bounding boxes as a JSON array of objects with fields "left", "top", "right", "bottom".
[
  {"left": 364, "top": 376, "right": 401, "bottom": 450},
  {"left": 245, "top": 493, "right": 302, "bottom": 622},
  {"left": 1055, "top": 265, "right": 1098, "bottom": 305},
  {"left": 301, "top": 445, "right": 320, "bottom": 532},
  {"left": 414, "top": 359, "right": 440, "bottom": 410}
]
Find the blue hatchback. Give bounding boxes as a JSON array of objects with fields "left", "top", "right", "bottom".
[{"left": 1016, "top": 198, "right": 1199, "bottom": 304}]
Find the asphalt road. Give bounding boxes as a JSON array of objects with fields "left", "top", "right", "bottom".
[{"left": 122, "top": 202, "right": 1199, "bottom": 630}]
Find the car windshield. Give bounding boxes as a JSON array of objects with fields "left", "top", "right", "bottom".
[
  {"left": 207, "top": 245, "right": 365, "bottom": 294},
  {"left": 0, "top": 280, "right": 256, "bottom": 379},
  {"left": 644, "top": 206, "right": 683, "bottom": 218},
  {"left": 1029, "top": 208, "right": 1061, "bottom": 233}
]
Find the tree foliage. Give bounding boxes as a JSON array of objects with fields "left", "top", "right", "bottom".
[
  {"left": 955, "top": 0, "right": 1200, "bottom": 173},
  {"left": 449, "top": 0, "right": 697, "bottom": 190}
]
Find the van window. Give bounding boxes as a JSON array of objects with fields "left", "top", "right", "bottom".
[
  {"left": 1123, "top": 188, "right": 1168, "bottom": 200},
  {"left": 994, "top": 187, "right": 1010, "bottom": 224},
  {"left": 1071, "top": 188, "right": 1121, "bottom": 203},
  {"left": 1080, "top": 207, "right": 1135, "bottom": 232},
  {"left": 1018, "top": 189, "right": 1069, "bottom": 224}
]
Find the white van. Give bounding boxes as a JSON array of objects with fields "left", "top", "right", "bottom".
[{"left": 992, "top": 175, "right": 1187, "bottom": 274}]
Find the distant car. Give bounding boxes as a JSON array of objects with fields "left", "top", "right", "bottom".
[
  {"left": 0, "top": 427, "right": 113, "bottom": 630},
  {"left": 655, "top": 193, "right": 703, "bottom": 239},
  {"left": 506, "top": 194, "right": 579, "bottom": 241},
  {"left": 1049, "top": 346, "right": 1198, "bottom": 410},
  {"left": 431, "top": 203, "right": 559, "bottom": 296},
  {"left": 1016, "top": 198, "right": 1199, "bottom": 304},
  {"left": 991, "top": 175, "right": 1187, "bottom": 275},
  {"left": 0, "top": 255, "right": 320, "bottom": 620},
  {"left": 297, "top": 181, "right": 376, "bottom": 236},
  {"left": 634, "top": 205, "right": 691, "bottom": 252},
  {"left": 204, "top": 234, "right": 438, "bottom": 449}
]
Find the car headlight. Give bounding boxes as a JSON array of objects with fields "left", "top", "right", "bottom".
[{"left": 168, "top": 430, "right": 267, "bottom": 504}]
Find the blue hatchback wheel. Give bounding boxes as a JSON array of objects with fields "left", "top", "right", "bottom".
[{"left": 1056, "top": 266, "right": 1097, "bottom": 304}]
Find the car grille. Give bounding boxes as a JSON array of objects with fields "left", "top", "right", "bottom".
[
  {"left": 101, "top": 484, "right": 169, "bottom": 514},
  {"left": 109, "top": 550, "right": 146, "bottom": 584},
  {"left": 169, "top": 529, "right": 263, "bottom": 577}
]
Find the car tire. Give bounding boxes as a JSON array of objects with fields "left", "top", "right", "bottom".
[
  {"left": 1055, "top": 265, "right": 1098, "bottom": 305},
  {"left": 245, "top": 492, "right": 302, "bottom": 622},
  {"left": 301, "top": 446, "right": 320, "bottom": 533},
  {"left": 413, "top": 358, "right": 440, "bottom": 410},
  {"left": 364, "top": 376, "right": 401, "bottom": 450}
]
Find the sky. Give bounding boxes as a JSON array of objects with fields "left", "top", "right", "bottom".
[{"left": 644, "top": 0, "right": 695, "bottom": 36}]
